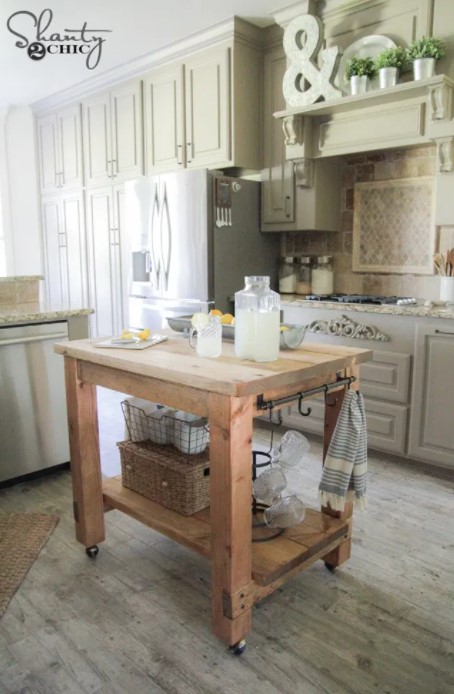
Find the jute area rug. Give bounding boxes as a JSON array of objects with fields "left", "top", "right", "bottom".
[{"left": 0, "top": 512, "right": 59, "bottom": 619}]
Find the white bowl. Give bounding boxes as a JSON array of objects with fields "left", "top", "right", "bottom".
[
  {"left": 280, "top": 324, "right": 307, "bottom": 350},
  {"left": 148, "top": 407, "right": 175, "bottom": 444},
  {"left": 173, "top": 411, "right": 209, "bottom": 454}
]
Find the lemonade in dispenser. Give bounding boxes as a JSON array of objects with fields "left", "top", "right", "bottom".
[{"left": 234, "top": 276, "right": 280, "bottom": 362}]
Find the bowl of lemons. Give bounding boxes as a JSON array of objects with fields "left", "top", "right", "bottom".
[{"left": 279, "top": 324, "right": 307, "bottom": 350}]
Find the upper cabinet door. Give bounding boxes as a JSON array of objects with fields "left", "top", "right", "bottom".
[
  {"left": 83, "top": 91, "right": 112, "bottom": 186},
  {"left": 143, "top": 63, "right": 185, "bottom": 173},
  {"left": 110, "top": 80, "right": 143, "bottom": 182},
  {"left": 38, "top": 105, "right": 83, "bottom": 192},
  {"left": 184, "top": 46, "right": 231, "bottom": 168},
  {"left": 261, "top": 47, "right": 295, "bottom": 227},
  {"left": 57, "top": 105, "right": 83, "bottom": 189},
  {"left": 37, "top": 114, "right": 60, "bottom": 193}
]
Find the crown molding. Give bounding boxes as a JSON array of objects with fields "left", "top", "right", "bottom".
[
  {"left": 33, "top": 16, "right": 263, "bottom": 115},
  {"left": 271, "top": 0, "right": 320, "bottom": 28}
]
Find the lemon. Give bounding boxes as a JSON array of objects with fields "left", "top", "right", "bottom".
[
  {"left": 210, "top": 309, "right": 222, "bottom": 317},
  {"left": 121, "top": 330, "right": 135, "bottom": 339},
  {"left": 280, "top": 325, "right": 290, "bottom": 332},
  {"left": 220, "top": 313, "right": 234, "bottom": 325},
  {"left": 138, "top": 328, "right": 151, "bottom": 340},
  {"left": 191, "top": 312, "right": 210, "bottom": 328}
]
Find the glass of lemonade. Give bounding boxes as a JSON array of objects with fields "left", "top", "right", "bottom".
[{"left": 189, "top": 314, "right": 222, "bottom": 358}]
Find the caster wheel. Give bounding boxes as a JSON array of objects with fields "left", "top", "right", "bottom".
[
  {"left": 324, "top": 562, "right": 336, "bottom": 573},
  {"left": 229, "top": 639, "right": 246, "bottom": 655},
  {"left": 85, "top": 545, "right": 99, "bottom": 558}
]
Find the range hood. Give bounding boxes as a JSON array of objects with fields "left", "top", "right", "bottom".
[{"left": 274, "top": 75, "right": 454, "bottom": 179}]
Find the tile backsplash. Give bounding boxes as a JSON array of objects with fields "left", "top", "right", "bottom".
[{"left": 284, "top": 145, "right": 450, "bottom": 299}]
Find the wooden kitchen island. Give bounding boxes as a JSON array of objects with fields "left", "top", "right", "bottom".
[{"left": 54, "top": 332, "right": 371, "bottom": 650}]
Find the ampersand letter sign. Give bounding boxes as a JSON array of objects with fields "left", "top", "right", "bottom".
[{"left": 283, "top": 14, "right": 342, "bottom": 107}]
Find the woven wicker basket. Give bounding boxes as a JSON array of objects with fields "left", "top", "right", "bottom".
[{"left": 117, "top": 440, "right": 210, "bottom": 515}]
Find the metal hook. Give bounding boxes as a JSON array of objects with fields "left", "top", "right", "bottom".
[
  {"left": 269, "top": 408, "right": 283, "bottom": 426},
  {"left": 298, "top": 396, "right": 312, "bottom": 417},
  {"left": 324, "top": 384, "right": 338, "bottom": 407}
]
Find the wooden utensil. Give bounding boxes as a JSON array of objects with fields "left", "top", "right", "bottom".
[
  {"left": 446, "top": 248, "right": 454, "bottom": 277},
  {"left": 433, "top": 253, "right": 446, "bottom": 276}
]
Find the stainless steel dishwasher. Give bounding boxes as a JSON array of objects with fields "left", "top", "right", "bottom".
[{"left": 0, "top": 320, "right": 70, "bottom": 485}]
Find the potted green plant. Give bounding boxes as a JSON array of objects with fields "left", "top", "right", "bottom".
[
  {"left": 345, "top": 56, "right": 377, "bottom": 95},
  {"left": 375, "top": 46, "right": 409, "bottom": 88},
  {"left": 406, "top": 36, "right": 446, "bottom": 80}
]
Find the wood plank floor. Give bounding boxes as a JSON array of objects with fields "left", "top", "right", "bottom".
[{"left": 0, "top": 388, "right": 453, "bottom": 693}]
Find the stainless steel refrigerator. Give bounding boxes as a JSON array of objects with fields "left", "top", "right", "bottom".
[{"left": 125, "top": 169, "right": 280, "bottom": 331}]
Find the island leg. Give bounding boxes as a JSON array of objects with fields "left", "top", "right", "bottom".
[
  {"left": 64, "top": 357, "right": 105, "bottom": 549},
  {"left": 321, "top": 366, "right": 359, "bottom": 568},
  {"left": 208, "top": 393, "right": 254, "bottom": 647}
]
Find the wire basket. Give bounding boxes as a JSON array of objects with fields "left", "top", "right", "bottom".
[{"left": 121, "top": 400, "right": 209, "bottom": 455}]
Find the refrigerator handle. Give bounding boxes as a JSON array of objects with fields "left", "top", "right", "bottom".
[
  {"left": 150, "top": 187, "right": 161, "bottom": 290},
  {"left": 145, "top": 252, "right": 152, "bottom": 273},
  {"left": 160, "top": 183, "right": 171, "bottom": 292}
]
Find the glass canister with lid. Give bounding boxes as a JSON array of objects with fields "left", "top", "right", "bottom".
[
  {"left": 278, "top": 256, "right": 297, "bottom": 294},
  {"left": 311, "top": 256, "right": 334, "bottom": 295},
  {"left": 295, "top": 256, "right": 312, "bottom": 295},
  {"left": 234, "top": 276, "right": 280, "bottom": 362}
]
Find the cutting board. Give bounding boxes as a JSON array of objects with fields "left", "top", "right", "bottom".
[{"left": 94, "top": 335, "right": 168, "bottom": 350}]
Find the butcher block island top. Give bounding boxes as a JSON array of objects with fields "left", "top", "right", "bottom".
[
  {"left": 55, "top": 331, "right": 371, "bottom": 650},
  {"left": 54, "top": 329, "right": 371, "bottom": 400}
]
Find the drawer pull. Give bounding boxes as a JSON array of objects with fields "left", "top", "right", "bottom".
[{"left": 435, "top": 329, "right": 454, "bottom": 336}]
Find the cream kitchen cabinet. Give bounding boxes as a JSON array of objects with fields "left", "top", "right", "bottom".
[
  {"left": 281, "top": 306, "right": 413, "bottom": 455},
  {"left": 41, "top": 191, "right": 88, "bottom": 309},
  {"left": 261, "top": 44, "right": 295, "bottom": 225},
  {"left": 143, "top": 40, "right": 261, "bottom": 173},
  {"left": 85, "top": 185, "right": 128, "bottom": 337},
  {"left": 261, "top": 39, "right": 341, "bottom": 232},
  {"left": 37, "top": 105, "right": 83, "bottom": 193},
  {"left": 82, "top": 79, "right": 143, "bottom": 186},
  {"left": 408, "top": 322, "right": 454, "bottom": 469}
]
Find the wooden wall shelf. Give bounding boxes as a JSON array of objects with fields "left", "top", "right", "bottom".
[
  {"left": 274, "top": 75, "right": 454, "bottom": 169},
  {"left": 274, "top": 74, "right": 454, "bottom": 120}
]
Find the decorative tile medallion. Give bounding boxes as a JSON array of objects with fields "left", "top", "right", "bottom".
[{"left": 352, "top": 177, "right": 435, "bottom": 274}]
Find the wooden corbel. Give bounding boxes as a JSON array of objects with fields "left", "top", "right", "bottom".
[
  {"left": 429, "top": 83, "right": 453, "bottom": 121},
  {"left": 436, "top": 137, "right": 454, "bottom": 172},
  {"left": 293, "top": 157, "right": 314, "bottom": 188},
  {"left": 282, "top": 114, "right": 304, "bottom": 146}
]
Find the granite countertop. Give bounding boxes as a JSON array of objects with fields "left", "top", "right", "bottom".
[
  {"left": 0, "top": 303, "right": 94, "bottom": 326},
  {"left": 0, "top": 275, "right": 44, "bottom": 283},
  {"left": 280, "top": 296, "right": 454, "bottom": 320}
]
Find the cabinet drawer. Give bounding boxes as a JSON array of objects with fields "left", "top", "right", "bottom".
[
  {"left": 282, "top": 394, "right": 408, "bottom": 455},
  {"left": 364, "top": 399, "right": 408, "bottom": 454},
  {"left": 360, "top": 351, "right": 411, "bottom": 404}
]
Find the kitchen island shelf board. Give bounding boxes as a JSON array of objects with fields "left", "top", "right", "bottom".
[
  {"left": 103, "top": 477, "right": 349, "bottom": 590},
  {"left": 55, "top": 332, "right": 371, "bottom": 646}
]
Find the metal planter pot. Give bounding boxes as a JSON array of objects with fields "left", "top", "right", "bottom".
[
  {"left": 379, "top": 67, "right": 398, "bottom": 88},
  {"left": 350, "top": 75, "right": 368, "bottom": 95},
  {"left": 413, "top": 58, "right": 436, "bottom": 81}
]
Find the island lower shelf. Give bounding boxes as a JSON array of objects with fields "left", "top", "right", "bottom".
[{"left": 103, "top": 477, "right": 349, "bottom": 591}]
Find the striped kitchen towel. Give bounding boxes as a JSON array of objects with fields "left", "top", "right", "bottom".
[{"left": 318, "top": 390, "right": 367, "bottom": 512}]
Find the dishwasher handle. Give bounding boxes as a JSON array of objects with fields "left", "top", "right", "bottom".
[{"left": 0, "top": 331, "right": 68, "bottom": 347}]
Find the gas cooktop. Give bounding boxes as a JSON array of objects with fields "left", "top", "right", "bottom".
[{"left": 304, "top": 294, "right": 417, "bottom": 305}]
